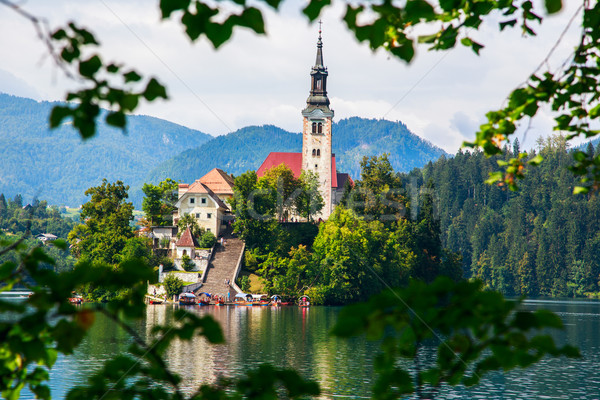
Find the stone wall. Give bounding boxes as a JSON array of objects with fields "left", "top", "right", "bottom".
[
  {"left": 158, "top": 271, "right": 203, "bottom": 284},
  {"left": 173, "top": 249, "right": 211, "bottom": 271}
]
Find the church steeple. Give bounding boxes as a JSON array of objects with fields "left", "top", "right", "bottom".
[{"left": 305, "top": 22, "right": 331, "bottom": 111}]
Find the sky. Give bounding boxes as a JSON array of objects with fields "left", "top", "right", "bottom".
[{"left": 0, "top": 0, "right": 585, "bottom": 153}]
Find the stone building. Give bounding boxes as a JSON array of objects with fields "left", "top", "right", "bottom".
[{"left": 257, "top": 29, "right": 351, "bottom": 219}]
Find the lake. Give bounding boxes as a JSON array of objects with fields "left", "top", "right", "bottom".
[{"left": 19, "top": 299, "right": 600, "bottom": 399}]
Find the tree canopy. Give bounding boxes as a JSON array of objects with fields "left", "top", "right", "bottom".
[{"left": 68, "top": 179, "right": 134, "bottom": 264}]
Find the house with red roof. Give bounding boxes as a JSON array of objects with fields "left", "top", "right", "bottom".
[
  {"left": 256, "top": 29, "right": 352, "bottom": 219},
  {"left": 173, "top": 172, "right": 231, "bottom": 237}
]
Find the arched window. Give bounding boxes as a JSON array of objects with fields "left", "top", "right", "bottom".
[
  {"left": 316, "top": 149, "right": 321, "bottom": 157},
  {"left": 312, "top": 122, "right": 317, "bottom": 133},
  {"left": 312, "top": 149, "right": 316, "bottom": 156},
  {"left": 318, "top": 123, "right": 323, "bottom": 134}
]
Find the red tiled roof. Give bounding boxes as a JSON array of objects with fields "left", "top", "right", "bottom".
[
  {"left": 178, "top": 181, "right": 229, "bottom": 210},
  {"left": 175, "top": 227, "right": 199, "bottom": 247},
  {"left": 257, "top": 152, "right": 340, "bottom": 188},
  {"left": 186, "top": 181, "right": 210, "bottom": 194},
  {"left": 199, "top": 168, "right": 234, "bottom": 194},
  {"left": 257, "top": 152, "right": 303, "bottom": 178}
]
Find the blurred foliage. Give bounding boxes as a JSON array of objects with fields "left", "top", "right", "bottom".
[{"left": 332, "top": 276, "right": 580, "bottom": 399}]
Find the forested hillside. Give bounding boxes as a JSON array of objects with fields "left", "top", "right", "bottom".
[
  {"left": 0, "top": 93, "right": 212, "bottom": 207},
  {"left": 407, "top": 136, "right": 600, "bottom": 297},
  {"left": 147, "top": 117, "right": 447, "bottom": 184}
]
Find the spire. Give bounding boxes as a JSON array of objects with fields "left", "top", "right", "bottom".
[
  {"left": 315, "top": 20, "right": 324, "bottom": 67},
  {"left": 304, "top": 22, "right": 331, "bottom": 111}
]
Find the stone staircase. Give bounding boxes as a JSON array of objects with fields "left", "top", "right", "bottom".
[{"left": 194, "top": 227, "right": 244, "bottom": 299}]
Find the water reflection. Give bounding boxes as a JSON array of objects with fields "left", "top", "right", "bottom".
[{"left": 18, "top": 299, "right": 600, "bottom": 399}]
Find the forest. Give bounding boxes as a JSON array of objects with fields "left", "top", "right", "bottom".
[
  {"left": 0, "top": 193, "right": 77, "bottom": 272},
  {"left": 406, "top": 135, "right": 600, "bottom": 297}
]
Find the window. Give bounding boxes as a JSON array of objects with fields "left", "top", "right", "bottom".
[
  {"left": 312, "top": 122, "right": 316, "bottom": 133},
  {"left": 207, "top": 213, "right": 212, "bottom": 219},
  {"left": 189, "top": 198, "right": 195, "bottom": 204},
  {"left": 312, "top": 149, "right": 316, "bottom": 156},
  {"left": 316, "top": 79, "right": 322, "bottom": 89},
  {"left": 315, "top": 164, "right": 318, "bottom": 169},
  {"left": 195, "top": 213, "right": 200, "bottom": 218},
  {"left": 316, "top": 149, "right": 321, "bottom": 157},
  {"left": 318, "top": 123, "right": 323, "bottom": 134},
  {"left": 207, "top": 228, "right": 211, "bottom": 232},
  {"left": 201, "top": 197, "right": 207, "bottom": 204}
]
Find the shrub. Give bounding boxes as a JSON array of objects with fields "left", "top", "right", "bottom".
[
  {"left": 238, "top": 275, "right": 250, "bottom": 292},
  {"left": 163, "top": 274, "right": 183, "bottom": 298},
  {"left": 198, "top": 231, "right": 216, "bottom": 248},
  {"left": 181, "top": 254, "right": 195, "bottom": 272}
]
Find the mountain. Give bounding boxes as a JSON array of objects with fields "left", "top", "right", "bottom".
[
  {"left": 1, "top": 93, "right": 447, "bottom": 207},
  {"left": 147, "top": 117, "right": 447, "bottom": 185},
  {"left": 0, "top": 93, "right": 212, "bottom": 207}
]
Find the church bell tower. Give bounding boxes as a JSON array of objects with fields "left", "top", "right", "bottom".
[{"left": 301, "top": 25, "right": 334, "bottom": 219}]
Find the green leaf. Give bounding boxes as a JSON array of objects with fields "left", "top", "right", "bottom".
[
  {"left": 499, "top": 19, "right": 517, "bottom": 30},
  {"left": 49, "top": 106, "right": 72, "bottom": 128},
  {"left": 123, "top": 70, "right": 142, "bottom": 83},
  {"left": 589, "top": 104, "right": 600, "bottom": 119},
  {"left": 389, "top": 40, "right": 415, "bottom": 63},
  {"left": 544, "top": 0, "right": 562, "bottom": 14},
  {"left": 237, "top": 7, "right": 266, "bottom": 34},
  {"left": 573, "top": 186, "right": 589, "bottom": 195},
  {"left": 302, "top": 0, "right": 331, "bottom": 22},
  {"left": 159, "top": 0, "right": 191, "bottom": 18},
  {"left": 485, "top": 171, "right": 503, "bottom": 184},
  {"left": 143, "top": 78, "right": 168, "bottom": 101},
  {"left": 106, "top": 63, "right": 119, "bottom": 73},
  {"left": 527, "top": 154, "right": 543, "bottom": 165},
  {"left": 405, "top": 0, "right": 435, "bottom": 21},
  {"left": 105, "top": 112, "right": 126, "bottom": 128},
  {"left": 79, "top": 55, "right": 102, "bottom": 78}
]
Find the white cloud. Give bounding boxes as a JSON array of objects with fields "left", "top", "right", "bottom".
[{"left": 0, "top": 0, "right": 585, "bottom": 153}]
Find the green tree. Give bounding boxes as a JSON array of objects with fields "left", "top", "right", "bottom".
[
  {"left": 258, "top": 164, "right": 302, "bottom": 221},
  {"left": 68, "top": 179, "right": 134, "bottom": 265},
  {"left": 142, "top": 178, "right": 179, "bottom": 226},
  {"left": 348, "top": 154, "right": 406, "bottom": 221},
  {"left": 163, "top": 273, "right": 184, "bottom": 297},
  {"left": 120, "top": 236, "right": 152, "bottom": 265},
  {"left": 176, "top": 213, "right": 203, "bottom": 239},
  {"left": 295, "top": 170, "right": 324, "bottom": 222}
]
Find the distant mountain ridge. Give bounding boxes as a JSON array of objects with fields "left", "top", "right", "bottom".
[
  {"left": 146, "top": 117, "right": 448, "bottom": 185},
  {"left": 0, "top": 93, "right": 447, "bottom": 207},
  {"left": 0, "top": 93, "right": 212, "bottom": 206}
]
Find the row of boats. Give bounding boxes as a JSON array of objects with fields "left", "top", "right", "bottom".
[{"left": 178, "top": 292, "right": 311, "bottom": 307}]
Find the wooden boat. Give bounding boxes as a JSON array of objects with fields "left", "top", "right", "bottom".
[
  {"left": 68, "top": 295, "right": 83, "bottom": 305},
  {"left": 270, "top": 295, "right": 292, "bottom": 306},
  {"left": 197, "top": 292, "right": 212, "bottom": 306},
  {"left": 252, "top": 294, "right": 270, "bottom": 306},
  {"left": 299, "top": 295, "right": 310, "bottom": 307},
  {"left": 234, "top": 293, "right": 254, "bottom": 306},
  {"left": 179, "top": 292, "right": 197, "bottom": 306},
  {"left": 149, "top": 299, "right": 163, "bottom": 305}
]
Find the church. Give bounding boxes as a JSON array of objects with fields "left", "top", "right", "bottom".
[{"left": 257, "top": 29, "right": 352, "bottom": 220}]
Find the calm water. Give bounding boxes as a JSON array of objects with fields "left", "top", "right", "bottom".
[{"left": 18, "top": 299, "right": 600, "bottom": 399}]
